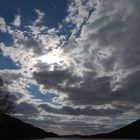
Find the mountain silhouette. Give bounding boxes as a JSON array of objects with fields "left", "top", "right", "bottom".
[
  {"left": 80, "top": 119, "right": 140, "bottom": 138},
  {"left": 0, "top": 113, "right": 59, "bottom": 139}
]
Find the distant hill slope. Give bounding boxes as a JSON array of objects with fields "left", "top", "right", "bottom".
[
  {"left": 84, "top": 119, "right": 140, "bottom": 139},
  {"left": 0, "top": 113, "right": 59, "bottom": 139}
]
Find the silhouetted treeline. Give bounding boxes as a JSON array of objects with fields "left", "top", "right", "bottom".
[{"left": 0, "top": 78, "right": 15, "bottom": 114}]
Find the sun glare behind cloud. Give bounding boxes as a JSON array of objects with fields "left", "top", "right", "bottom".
[{"left": 37, "top": 52, "right": 63, "bottom": 65}]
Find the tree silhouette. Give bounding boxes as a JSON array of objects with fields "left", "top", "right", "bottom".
[{"left": 0, "top": 78, "right": 15, "bottom": 114}]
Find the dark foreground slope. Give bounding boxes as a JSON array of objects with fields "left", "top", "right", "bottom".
[
  {"left": 84, "top": 119, "right": 140, "bottom": 139},
  {"left": 0, "top": 113, "right": 59, "bottom": 139}
]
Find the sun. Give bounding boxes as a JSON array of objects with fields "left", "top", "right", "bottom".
[
  {"left": 36, "top": 47, "right": 65, "bottom": 66},
  {"left": 37, "top": 52, "right": 63, "bottom": 64},
  {"left": 36, "top": 48, "right": 71, "bottom": 71}
]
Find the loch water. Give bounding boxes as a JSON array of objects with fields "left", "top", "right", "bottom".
[{"left": 38, "top": 138, "right": 137, "bottom": 140}]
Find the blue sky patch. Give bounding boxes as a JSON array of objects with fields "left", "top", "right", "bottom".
[
  {"left": 0, "top": 0, "right": 68, "bottom": 28},
  {"left": 27, "top": 84, "right": 58, "bottom": 102},
  {"left": 0, "top": 33, "right": 13, "bottom": 46},
  {"left": 0, "top": 49, "right": 20, "bottom": 70}
]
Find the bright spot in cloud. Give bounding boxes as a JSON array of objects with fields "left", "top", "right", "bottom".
[{"left": 37, "top": 52, "right": 63, "bottom": 64}]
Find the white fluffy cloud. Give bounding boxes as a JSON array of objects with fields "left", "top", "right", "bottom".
[
  {"left": 12, "top": 15, "right": 21, "bottom": 27},
  {"left": 0, "top": 17, "right": 7, "bottom": 32}
]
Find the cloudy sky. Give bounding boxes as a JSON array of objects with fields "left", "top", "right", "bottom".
[{"left": 0, "top": 0, "right": 140, "bottom": 135}]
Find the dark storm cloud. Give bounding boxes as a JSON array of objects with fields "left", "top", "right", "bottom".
[
  {"left": 33, "top": 68, "right": 135, "bottom": 106},
  {"left": 33, "top": 70, "right": 71, "bottom": 89},
  {"left": 61, "top": 105, "right": 123, "bottom": 116},
  {"left": 18, "top": 39, "right": 44, "bottom": 55},
  {"left": 39, "top": 103, "right": 125, "bottom": 116},
  {"left": 0, "top": 71, "right": 22, "bottom": 83},
  {"left": 62, "top": 76, "right": 115, "bottom": 105},
  {"left": 15, "top": 102, "right": 39, "bottom": 114},
  {"left": 114, "top": 70, "right": 140, "bottom": 103},
  {"left": 33, "top": 68, "right": 116, "bottom": 105},
  {"left": 39, "top": 104, "right": 63, "bottom": 114},
  {"left": 33, "top": 69, "right": 140, "bottom": 106},
  {"left": 33, "top": 69, "right": 81, "bottom": 90}
]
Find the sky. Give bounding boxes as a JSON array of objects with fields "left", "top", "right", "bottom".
[{"left": 0, "top": 0, "right": 140, "bottom": 135}]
